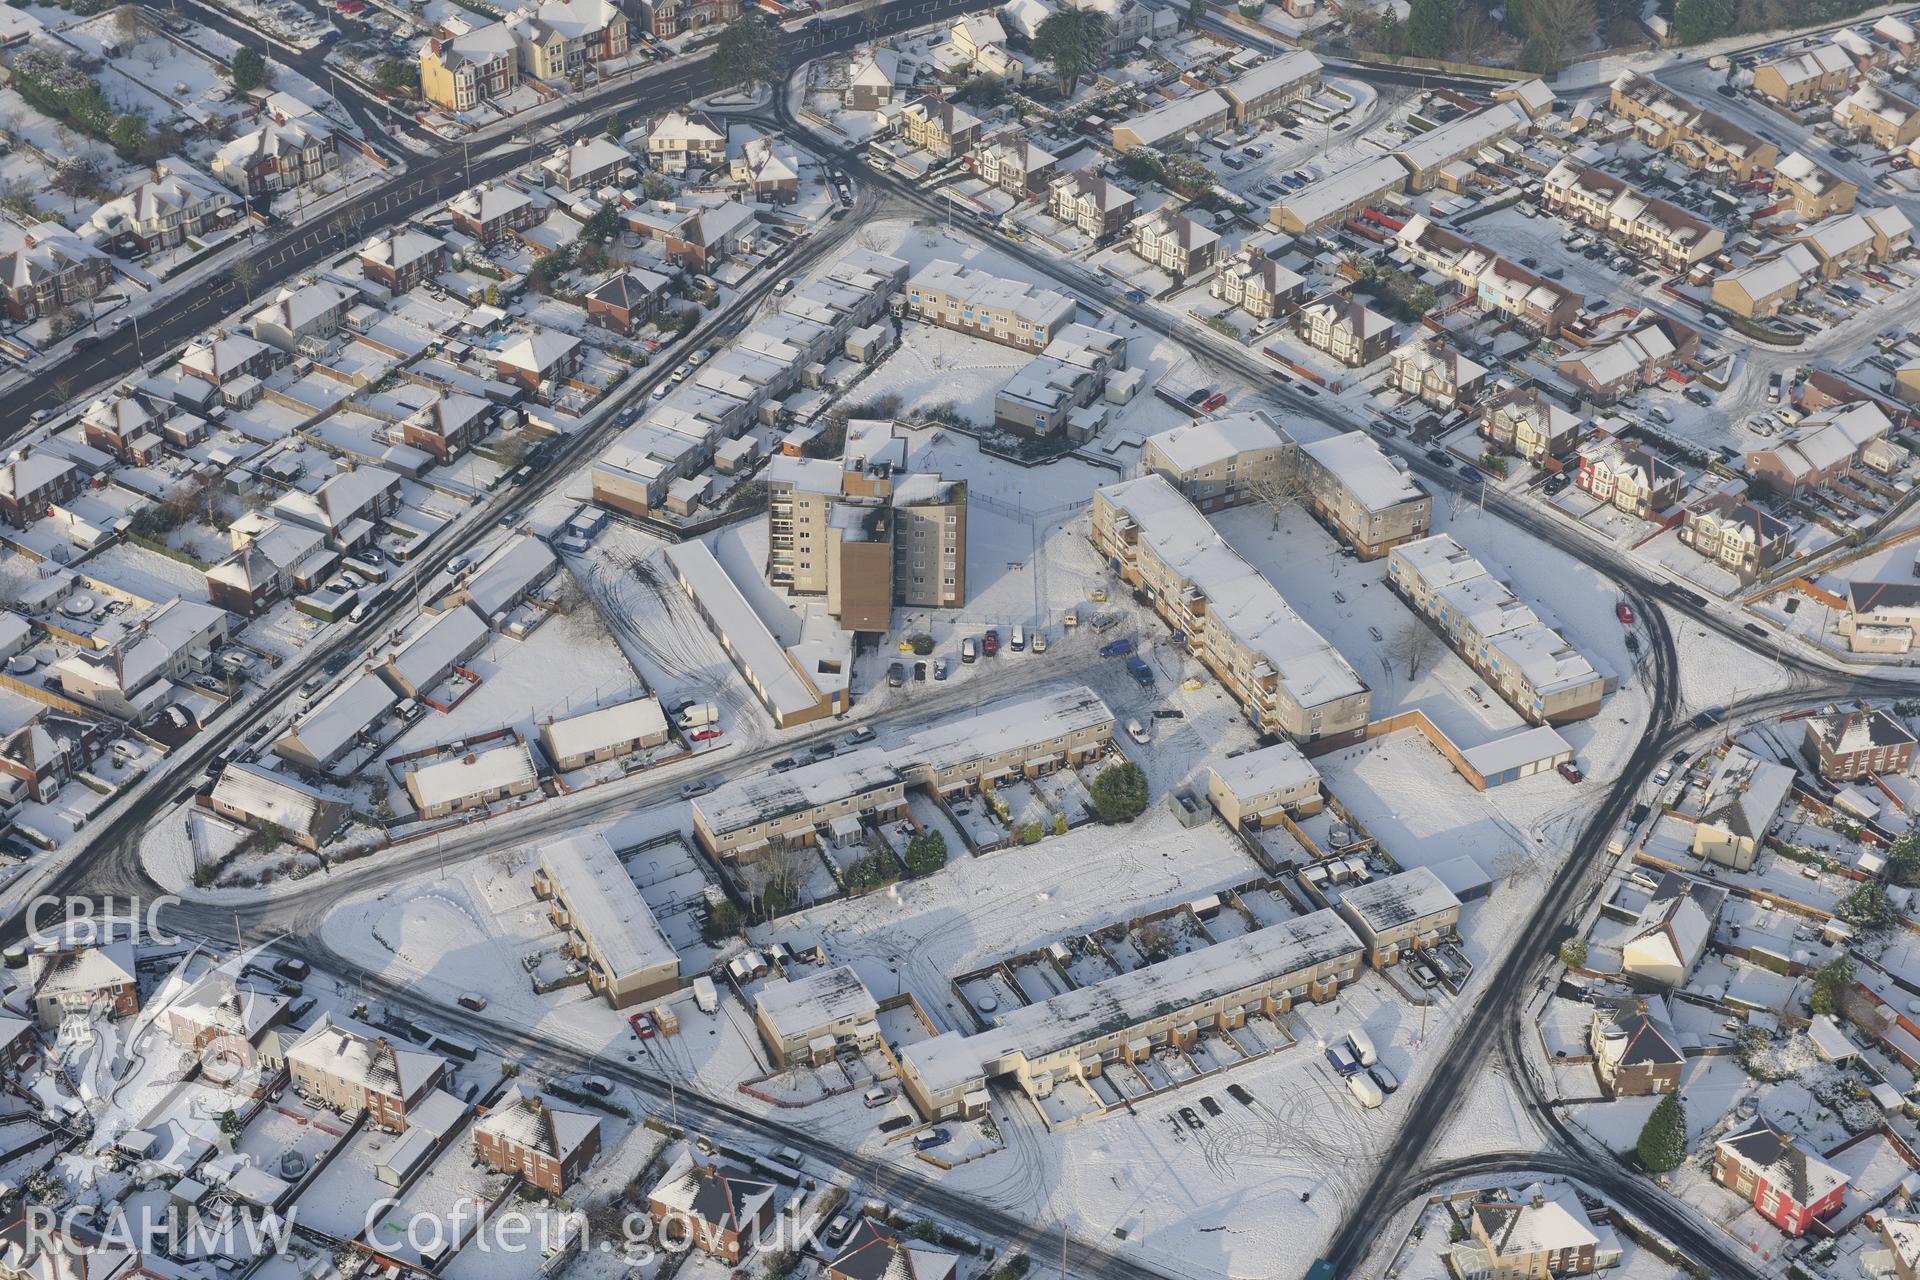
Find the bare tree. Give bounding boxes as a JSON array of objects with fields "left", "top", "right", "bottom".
[
  {"left": 1387, "top": 623, "right": 1440, "bottom": 681},
  {"left": 1519, "top": 0, "right": 1596, "bottom": 74},
  {"left": 1450, "top": 3, "right": 1500, "bottom": 60},
  {"left": 1244, "top": 456, "right": 1308, "bottom": 531},
  {"left": 751, "top": 844, "right": 816, "bottom": 916},
  {"left": 112, "top": 5, "right": 149, "bottom": 46}
]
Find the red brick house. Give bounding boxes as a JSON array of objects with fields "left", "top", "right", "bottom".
[
  {"left": 448, "top": 181, "right": 538, "bottom": 244},
  {"left": 0, "top": 224, "right": 112, "bottom": 323},
  {"left": 1803, "top": 704, "right": 1916, "bottom": 781},
  {"left": 495, "top": 329, "right": 581, "bottom": 393},
  {"left": 646, "top": 1146, "right": 775, "bottom": 1263},
  {"left": 1713, "top": 1116, "right": 1848, "bottom": 1236},
  {"left": 358, "top": 228, "right": 449, "bottom": 295},
  {"left": 0, "top": 714, "right": 100, "bottom": 805},
  {"left": 637, "top": 0, "right": 738, "bottom": 38},
  {"left": 402, "top": 392, "right": 491, "bottom": 466},
  {"left": 27, "top": 943, "right": 139, "bottom": 1028},
  {"left": 0, "top": 451, "right": 81, "bottom": 528},
  {"left": 472, "top": 1085, "right": 601, "bottom": 1193},
  {"left": 585, "top": 269, "right": 672, "bottom": 334}
]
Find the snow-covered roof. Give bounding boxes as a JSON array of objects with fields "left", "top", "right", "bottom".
[
  {"left": 1393, "top": 101, "right": 1528, "bottom": 174},
  {"left": 648, "top": 1145, "right": 774, "bottom": 1232},
  {"left": 475, "top": 1084, "right": 598, "bottom": 1162},
  {"left": 541, "top": 696, "right": 667, "bottom": 764},
  {"left": 1716, "top": 1116, "right": 1847, "bottom": 1209},
  {"left": 535, "top": 831, "right": 676, "bottom": 980},
  {"left": 406, "top": 740, "right": 536, "bottom": 811},
  {"left": 1629, "top": 871, "right": 1722, "bottom": 974},
  {"left": 1338, "top": 866, "right": 1460, "bottom": 932},
  {"left": 282, "top": 672, "right": 396, "bottom": 767},
  {"left": 1117, "top": 89, "right": 1230, "bottom": 149},
  {"left": 387, "top": 604, "right": 488, "bottom": 693},
  {"left": 1273, "top": 155, "right": 1407, "bottom": 228},
  {"left": 209, "top": 760, "right": 342, "bottom": 841},
  {"left": 907, "top": 258, "right": 1076, "bottom": 333},
  {"left": 1220, "top": 50, "right": 1322, "bottom": 105},
  {"left": 1098, "top": 474, "right": 1366, "bottom": 713},
  {"left": 694, "top": 747, "right": 899, "bottom": 836},
  {"left": 902, "top": 685, "right": 1112, "bottom": 776},
  {"left": 1299, "top": 431, "right": 1425, "bottom": 514},
  {"left": 1471, "top": 1183, "right": 1597, "bottom": 1259},
  {"left": 1700, "top": 745, "right": 1795, "bottom": 842},
  {"left": 1143, "top": 411, "right": 1286, "bottom": 473},
  {"left": 1208, "top": 736, "right": 1321, "bottom": 807},
  {"left": 985, "top": 909, "right": 1362, "bottom": 1062},
  {"left": 287, "top": 1012, "right": 444, "bottom": 1101},
  {"left": 462, "top": 536, "right": 556, "bottom": 619},
  {"left": 754, "top": 965, "right": 877, "bottom": 1040}
]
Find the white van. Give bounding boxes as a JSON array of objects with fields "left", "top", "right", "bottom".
[
  {"left": 1346, "top": 1028, "right": 1377, "bottom": 1068},
  {"left": 1011, "top": 624, "right": 1026, "bottom": 651},
  {"left": 1346, "top": 1073, "right": 1384, "bottom": 1109}
]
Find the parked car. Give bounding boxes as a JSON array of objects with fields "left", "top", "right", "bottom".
[
  {"left": 886, "top": 662, "right": 907, "bottom": 687},
  {"left": 1558, "top": 760, "right": 1583, "bottom": 783},
  {"left": 680, "top": 778, "right": 717, "bottom": 799},
  {"left": 913, "top": 1129, "right": 951, "bottom": 1150},
  {"left": 1100, "top": 637, "right": 1135, "bottom": 658},
  {"left": 845, "top": 726, "right": 876, "bottom": 744},
  {"left": 1368, "top": 1064, "right": 1400, "bottom": 1094},
  {"left": 1201, "top": 392, "right": 1228, "bottom": 412},
  {"left": 982, "top": 628, "right": 1000, "bottom": 656},
  {"left": 1127, "top": 718, "right": 1150, "bottom": 744},
  {"left": 689, "top": 727, "right": 723, "bottom": 742},
  {"left": 863, "top": 1087, "right": 894, "bottom": 1108},
  {"left": 961, "top": 637, "right": 977, "bottom": 663}
]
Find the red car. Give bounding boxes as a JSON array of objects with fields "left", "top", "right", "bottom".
[
  {"left": 1557, "top": 760, "right": 1583, "bottom": 783},
  {"left": 982, "top": 628, "right": 1000, "bottom": 656},
  {"left": 690, "top": 727, "right": 724, "bottom": 742},
  {"left": 628, "top": 1014, "right": 656, "bottom": 1040},
  {"left": 1201, "top": 392, "right": 1228, "bottom": 412},
  {"left": 1615, "top": 601, "right": 1634, "bottom": 625}
]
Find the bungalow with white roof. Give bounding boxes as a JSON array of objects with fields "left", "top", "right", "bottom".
[
  {"left": 404, "top": 739, "right": 539, "bottom": 819},
  {"left": 538, "top": 695, "right": 669, "bottom": 770},
  {"left": 207, "top": 760, "right": 349, "bottom": 849}
]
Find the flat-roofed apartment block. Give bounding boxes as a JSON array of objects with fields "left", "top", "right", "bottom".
[
  {"left": 1608, "top": 74, "right": 1779, "bottom": 180},
  {"left": 1110, "top": 89, "right": 1229, "bottom": 153},
  {"left": 899, "top": 684, "right": 1114, "bottom": 797},
  {"left": 766, "top": 419, "right": 966, "bottom": 630},
  {"left": 899, "top": 910, "right": 1364, "bottom": 1120},
  {"left": 1296, "top": 432, "right": 1431, "bottom": 559},
  {"left": 1218, "top": 49, "right": 1322, "bottom": 122},
  {"left": 753, "top": 965, "right": 881, "bottom": 1066},
  {"left": 1387, "top": 533, "right": 1613, "bottom": 724},
  {"left": 1541, "top": 161, "right": 1725, "bottom": 268},
  {"left": 1269, "top": 155, "right": 1407, "bottom": 235},
  {"left": 994, "top": 323, "right": 1130, "bottom": 440},
  {"left": 664, "top": 539, "right": 851, "bottom": 727},
  {"left": 1139, "top": 411, "right": 1291, "bottom": 512},
  {"left": 905, "top": 259, "right": 1077, "bottom": 351},
  {"left": 691, "top": 747, "right": 905, "bottom": 861},
  {"left": 1334, "top": 866, "right": 1462, "bottom": 966},
  {"left": 1210, "top": 246, "right": 1305, "bottom": 320},
  {"left": 1774, "top": 152, "right": 1858, "bottom": 221},
  {"left": 1091, "top": 475, "right": 1371, "bottom": 748},
  {"left": 1206, "top": 739, "right": 1323, "bottom": 829},
  {"left": 531, "top": 830, "right": 680, "bottom": 1009}
]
